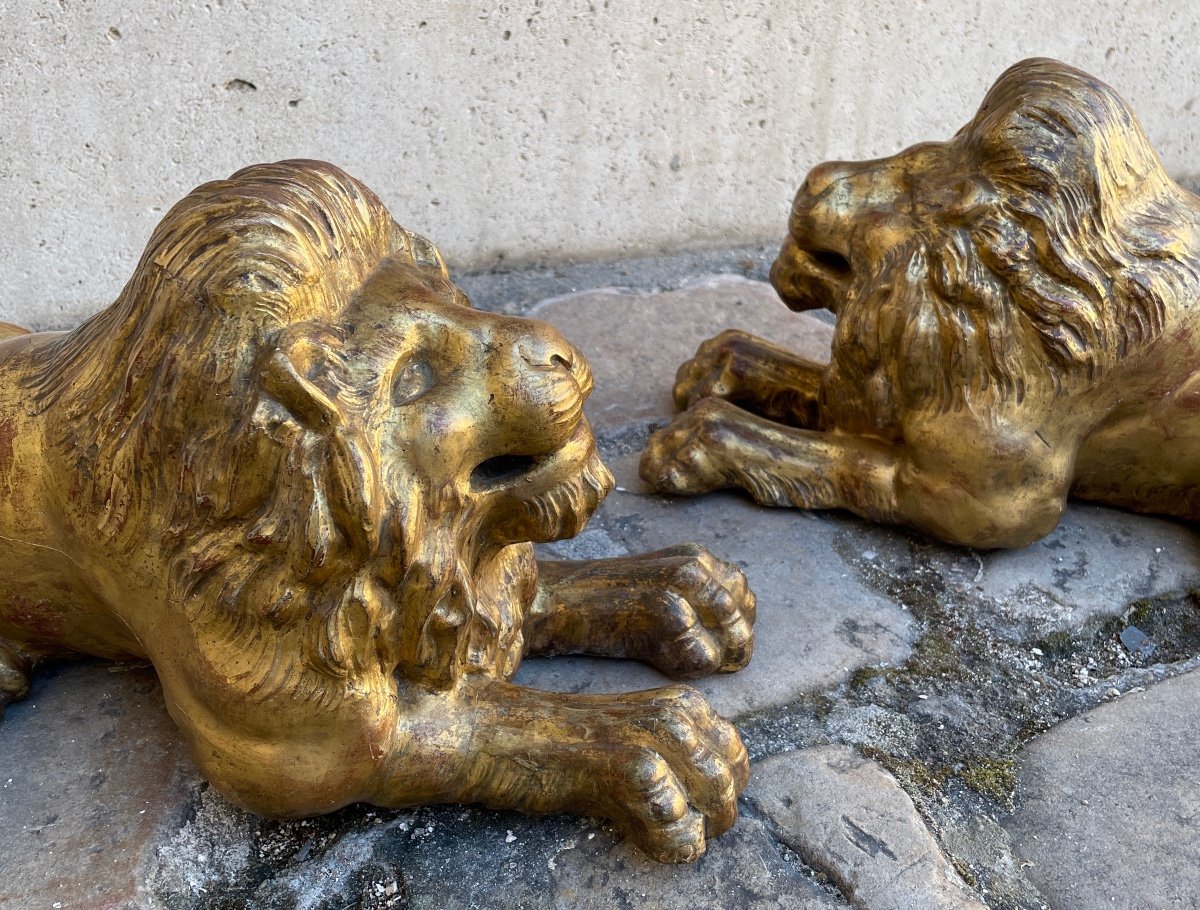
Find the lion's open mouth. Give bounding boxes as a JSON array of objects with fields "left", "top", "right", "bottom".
[
  {"left": 475, "top": 421, "right": 602, "bottom": 498},
  {"left": 480, "top": 421, "right": 613, "bottom": 543},
  {"left": 471, "top": 453, "right": 542, "bottom": 490},
  {"left": 769, "top": 235, "right": 853, "bottom": 313}
]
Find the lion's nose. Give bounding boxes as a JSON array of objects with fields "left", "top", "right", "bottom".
[
  {"left": 519, "top": 333, "right": 571, "bottom": 371},
  {"left": 516, "top": 328, "right": 592, "bottom": 396},
  {"left": 464, "top": 317, "right": 591, "bottom": 480},
  {"left": 801, "top": 160, "right": 860, "bottom": 199},
  {"left": 518, "top": 329, "right": 575, "bottom": 371}
]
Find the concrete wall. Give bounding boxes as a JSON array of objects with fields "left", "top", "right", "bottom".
[{"left": 2, "top": 0, "right": 1199, "bottom": 328}]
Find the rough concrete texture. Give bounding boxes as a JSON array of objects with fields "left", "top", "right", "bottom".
[
  {"left": 1003, "top": 668, "right": 1200, "bottom": 910},
  {"left": 5, "top": 276, "right": 1200, "bottom": 908},
  {"left": 752, "top": 746, "right": 988, "bottom": 910},
  {"left": 4, "top": 1, "right": 1200, "bottom": 328}
]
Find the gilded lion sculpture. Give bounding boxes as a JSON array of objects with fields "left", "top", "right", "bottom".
[
  {"left": 0, "top": 160, "right": 756, "bottom": 863},
  {"left": 642, "top": 58, "right": 1200, "bottom": 548}
]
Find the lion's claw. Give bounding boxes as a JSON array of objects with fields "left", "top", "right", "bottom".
[
  {"left": 640, "top": 399, "right": 737, "bottom": 498},
  {"left": 465, "top": 680, "right": 750, "bottom": 863},
  {"left": 610, "top": 685, "right": 748, "bottom": 860},
  {"left": 639, "top": 543, "right": 755, "bottom": 678},
  {"left": 672, "top": 329, "right": 756, "bottom": 411}
]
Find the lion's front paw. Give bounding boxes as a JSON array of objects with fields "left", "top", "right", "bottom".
[
  {"left": 448, "top": 680, "right": 749, "bottom": 863},
  {"left": 640, "top": 398, "right": 735, "bottom": 496},
  {"left": 639, "top": 544, "right": 755, "bottom": 678},
  {"left": 671, "top": 329, "right": 756, "bottom": 411},
  {"left": 606, "top": 685, "right": 750, "bottom": 862}
]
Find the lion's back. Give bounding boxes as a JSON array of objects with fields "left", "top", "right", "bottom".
[{"left": 0, "top": 323, "right": 30, "bottom": 342}]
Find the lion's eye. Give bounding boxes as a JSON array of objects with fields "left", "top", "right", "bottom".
[{"left": 392, "top": 359, "right": 435, "bottom": 405}]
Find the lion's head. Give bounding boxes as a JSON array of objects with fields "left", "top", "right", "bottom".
[
  {"left": 28, "top": 160, "right": 612, "bottom": 695},
  {"left": 770, "top": 57, "right": 1200, "bottom": 433}
]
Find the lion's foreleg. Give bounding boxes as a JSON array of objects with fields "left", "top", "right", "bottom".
[
  {"left": 641, "top": 397, "right": 1072, "bottom": 548},
  {"left": 525, "top": 545, "right": 754, "bottom": 678},
  {"left": 640, "top": 397, "right": 898, "bottom": 517},
  {"left": 672, "top": 329, "right": 826, "bottom": 428},
  {"left": 373, "top": 678, "right": 748, "bottom": 863}
]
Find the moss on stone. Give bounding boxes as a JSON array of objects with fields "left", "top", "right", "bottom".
[
  {"left": 861, "top": 747, "right": 946, "bottom": 795},
  {"left": 958, "top": 758, "right": 1018, "bottom": 806}
]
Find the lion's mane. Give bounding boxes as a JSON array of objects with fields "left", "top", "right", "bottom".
[
  {"left": 26, "top": 160, "right": 504, "bottom": 701},
  {"left": 830, "top": 58, "right": 1200, "bottom": 422}
]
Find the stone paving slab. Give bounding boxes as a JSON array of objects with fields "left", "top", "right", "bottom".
[
  {"left": 943, "top": 505, "right": 1200, "bottom": 633},
  {"left": 1002, "top": 667, "right": 1200, "bottom": 910},
  {"left": 0, "top": 662, "right": 188, "bottom": 910},
  {"left": 545, "top": 814, "right": 845, "bottom": 910},
  {"left": 751, "top": 746, "right": 988, "bottom": 910},
  {"left": 835, "top": 506, "right": 1200, "bottom": 638},
  {"left": 530, "top": 275, "right": 833, "bottom": 435}
]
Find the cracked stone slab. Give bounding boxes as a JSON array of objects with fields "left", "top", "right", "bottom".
[
  {"left": 836, "top": 506, "right": 1200, "bottom": 636},
  {"left": 157, "top": 785, "right": 849, "bottom": 910},
  {"left": 750, "top": 746, "right": 989, "bottom": 910},
  {"left": 545, "top": 813, "right": 847, "bottom": 910},
  {"left": 922, "top": 506, "right": 1199, "bottom": 633},
  {"left": 152, "top": 786, "right": 854, "bottom": 910},
  {"left": 966, "top": 504, "right": 1200, "bottom": 619},
  {"left": 1002, "top": 667, "right": 1200, "bottom": 910}
]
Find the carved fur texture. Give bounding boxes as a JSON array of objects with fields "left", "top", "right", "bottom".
[
  {"left": 0, "top": 160, "right": 755, "bottom": 862},
  {"left": 643, "top": 58, "right": 1200, "bottom": 547}
]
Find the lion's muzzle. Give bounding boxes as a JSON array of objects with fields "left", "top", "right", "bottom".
[
  {"left": 468, "top": 318, "right": 595, "bottom": 494},
  {"left": 770, "top": 234, "right": 852, "bottom": 314},
  {"left": 446, "top": 313, "right": 614, "bottom": 546},
  {"left": 769, "top": 162, "right": 866, "bottom": 314}
]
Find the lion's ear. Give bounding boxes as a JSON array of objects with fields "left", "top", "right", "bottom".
[{"left": 261, "top": 349, "right": 342, "bottom": 430}]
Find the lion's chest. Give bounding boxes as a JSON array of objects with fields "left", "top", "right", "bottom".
[{"left": 464, "top": 543, "right": 538, "bottom": 680}]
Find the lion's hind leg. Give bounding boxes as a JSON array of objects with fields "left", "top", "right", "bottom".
[{"left": 0, "top": 639, "right": 32, "bottom": 719}]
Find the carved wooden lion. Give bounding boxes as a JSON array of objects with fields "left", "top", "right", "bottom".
[
  {"left": 643, "top": 58, "right": 1200, "bottom": 548},
  {"left": 0, "top": 160, "right": 756, "bottom": 862}
]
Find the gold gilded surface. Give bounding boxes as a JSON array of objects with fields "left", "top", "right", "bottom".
[
  {"left": 0, "top": 160, "right": 755, "bottom": 863},
  {"left": 643, "top": 57, "right": 1200, "bottom": 549}
]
